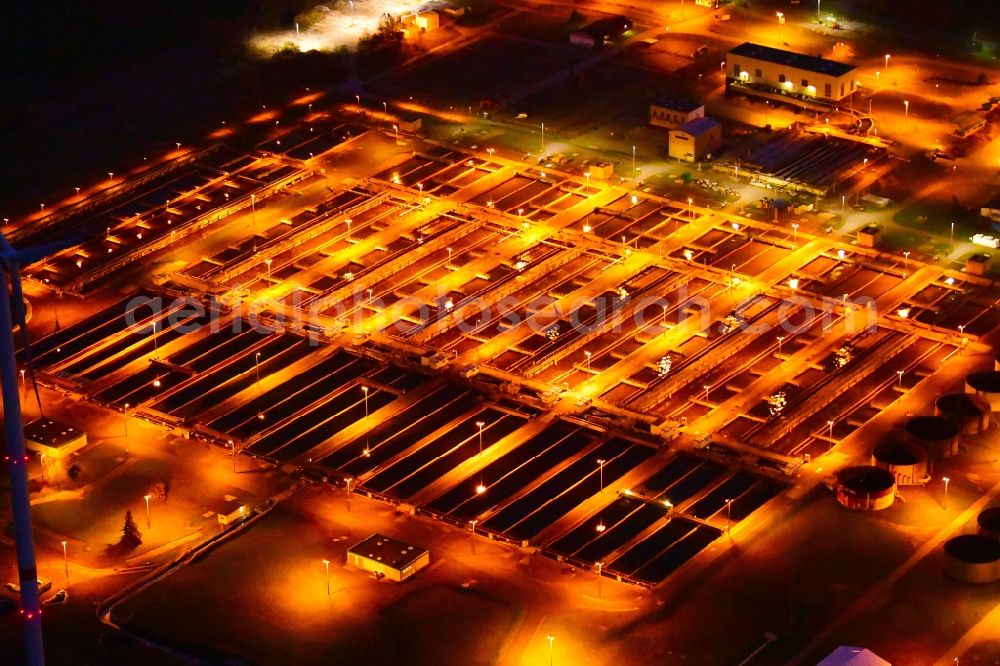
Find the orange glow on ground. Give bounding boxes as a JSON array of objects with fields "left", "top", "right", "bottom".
[
  {"left": 207, "top": 126, "right": 236, "bottom": 140},
  {"left": 292, "top": 92, "right": 325, "bottom": 107},
  {"left": 395, "top": 100, "right": 470, "bottom": 124},
  {"left": 248, "top": 110, "right": 279, "bottom": 124}
]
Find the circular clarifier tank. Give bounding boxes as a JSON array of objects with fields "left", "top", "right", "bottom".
[
  {"left": 966, "top": 371, "right": 1000, "bottom": 411},
  {"left": 834, "top": 465, "right": 896, "bottom": 511},
  {"left": 935, "top": 393, "right": 991, "bottom": 435},
  {"left": 979, "top": 507, "right": 1000, "bottom": 540},
  {"left": 943, "top": 534, "right": 1000, "bottom": 583},
  {"left": 871, "top": 441, "right": 929, "bottom": 486},
  {"left": 904, "top": 415, "right": 960, "bottom": 458}
]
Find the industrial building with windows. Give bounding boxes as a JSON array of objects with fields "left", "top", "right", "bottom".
[
  {"left": 649, "top": 97, "right": 704, "bottom": 130},
  {"left": 668, "top": 117, "right": 722, "bottom": 163},
  {"left": 725, "top": 42, "right": 857, "bottom": 106}
]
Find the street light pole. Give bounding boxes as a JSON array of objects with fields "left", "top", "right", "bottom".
[
  {"left": 596, "top": 561, "right": 604, "bottom": 599},
  {"left": 547, "top": 634, "right": 555, "bottom": 666},
  {"left": 943, "top": 476, "right": 950, "bottom": 510},
  {"left": 61, "top": 541, "right": 69, "bottom": 585},
  {"left": 596, "top": 459, "right": 606, "bottom": 532},
  {"left": 143, "top": 494, "right": 152, "bottom": 530},
  {"left": 254, "top": 352, "right": 261, "bottom": 391},
  {"left": 476, "top": 420, "right": 485, "bottom": 457},
  {"left": 323, "top": 559, "right": 331, "bottom": 596},
  {"left": 362, "top": 385, "right": 370, "bottom": 457},
  {"left": 725, "top": 498, "right": 733, "bottom": 533}
]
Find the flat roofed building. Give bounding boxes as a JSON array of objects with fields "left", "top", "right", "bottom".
[
  {"left": 954, "top": 111, "right": 987, "bottom": 138},
  {"left": 398, "top": 115, "right": 423, "bottom": 134},
  {"left": 650, "top": 97, "right": 704, "bottom": 129},
  {"left": 347, "top": 533, "right": 429, "bottom": 581},
  {"left": 23, "top": 418, "right": 87, "bottom": 460},
  {"left": 856, "top": 224, "right": 881, "bottom": 248},
  {"left": 586, "top": 161, "right": 614, "bottom": 180},
  {"left": 569, "top": 15, "right": 632, "bottom": 49},
  {"left": 205, "top": 494, "right": 252, "bottom": 527},
  {"left": 981, "top": 193, "right": 1000, "bottom": 225},
  {"left": 726, "top": 42, "right": 857, "bottom": 106},
  {"left": 668, "top": 117, "right": 722, "bottom": 163}
]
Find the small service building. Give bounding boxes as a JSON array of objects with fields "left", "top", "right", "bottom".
[
  {"left": 347, "top": 533, "right": 429, "bottom": 582},
  {"left": 668, "top": 117, "right": 722, "bottom": 162},
  {"left": 649, "top": 97, "right": 705, "bottom": 130},
  {"left": 569, "top": 16, "right": 633, "bottom": 49},
  {"left": 24, "top": 418, "right": 88, "bottom": 460},
  {"left": 206, "top": 495, "right": 251, "bottom": 527},
  {"left": 398, "top": 115, "right": 423, "bottom": 134},
  {"left": 981, "top": 193, "right": 1000, "bottom": 225},
  {"left": 726, "top": 42, "right": 857, "bottom": 106}
]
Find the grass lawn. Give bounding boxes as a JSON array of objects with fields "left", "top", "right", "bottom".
[
  {"left": 31, "top": 453, "right": 244, "bottom": 565},
  {"left": 878, "top": 227, "right": 946, "bottom": 256},
  {"left": 32, "top": 458, "right": 174, "bottom": 546},
  {"left": 892, "top": 199, "right": 986, "bottom": 241},
  {"left": 114, "top": 502, "right": 520, "bottom": 666}
]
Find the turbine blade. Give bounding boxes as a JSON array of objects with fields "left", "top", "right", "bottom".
[
  {"left": 8, "top": 265, "right": 44, "bottom": 415},
  {"left": 0, "top": 230, "right": 87, "bottom": 267},
  {"left": 8, "top": 238, "right": 86, "bottom": 267}
]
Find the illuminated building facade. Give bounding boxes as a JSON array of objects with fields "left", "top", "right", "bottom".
[{"left": 726, "top": 42, "right": 857, "bottom": 106}]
